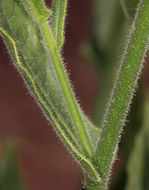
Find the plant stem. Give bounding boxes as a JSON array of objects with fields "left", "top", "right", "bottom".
[
  {"left": 25, "top": 0, "right": 94, "bottom": 158},
  {"left": 51, "top": 0, "right": 67, "bottom": 50},
  {"left": 88, "top": 0, "right": 149, "bottom": 188},
  {"left": 41, "top": 21, "right": 94, "bottom": 157}
]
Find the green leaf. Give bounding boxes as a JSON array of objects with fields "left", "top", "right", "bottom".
[
  {"left": 0, "top": 0, "right": 100, "bottom": 181},
  {"left": 51, "top": 0, "right": 67, "bottom": 50}
]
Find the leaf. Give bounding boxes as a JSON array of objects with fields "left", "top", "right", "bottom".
[
  {"left": 51, "top": 0, "right": 67, "bottom": 50},
  {"left": 0, "top": 0, "right": 100, "bottom": 181}
]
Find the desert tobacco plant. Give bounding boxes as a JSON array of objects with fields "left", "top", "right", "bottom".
[{"left": 0, "top": 0, "right": 149, "bottom": 189}]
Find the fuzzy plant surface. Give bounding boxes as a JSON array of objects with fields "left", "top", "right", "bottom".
[{"left": 0, "top": 0, "right": 149, "bottom": 189}]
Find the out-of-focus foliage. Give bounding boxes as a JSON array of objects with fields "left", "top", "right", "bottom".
[
  {"left": 82, "top": 0, "right": 140, "bottom": 126},
  {"left": 0, "top": 142, "right": 24, "bottom": 190},
  {"left": 124, "top": 0, "right": 139, "bottom": 18},
  {"left": 125, "top": 94, "right": 149, "bottom": 190},
  {"left": 82, "top": 0, "right": 128, "bottom": 125}
]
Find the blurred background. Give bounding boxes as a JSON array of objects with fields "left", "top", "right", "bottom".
[{"left": 0, "top": 0, "right": 149, "bottom": 189}]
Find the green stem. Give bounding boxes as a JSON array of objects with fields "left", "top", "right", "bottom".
[
  {"left": 28, "top": 1, "right": 93, "bottom": 158},
  {"left": 41, "top": 21, "right": 93, "bottom": 157},
  {"left": 51, "top": 0, "right": 67, "bottom": 50},
  {"left": 92, "top": 0, "right": 149, "bottom": 188}
]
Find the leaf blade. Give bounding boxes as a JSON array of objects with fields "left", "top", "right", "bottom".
[{"left": 0, "top": 0, "right": 100, "bottom": 181}]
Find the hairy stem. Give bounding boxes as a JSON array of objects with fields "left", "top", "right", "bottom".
[
  {"left": 91, "top": 0, "right": 149, "bottom": 188},
  {"left": 28, "top": 0, "right": 93, "bottom": 158},
  {"left": 51, "top": 0, "right": 67, "bottom": 50}
]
